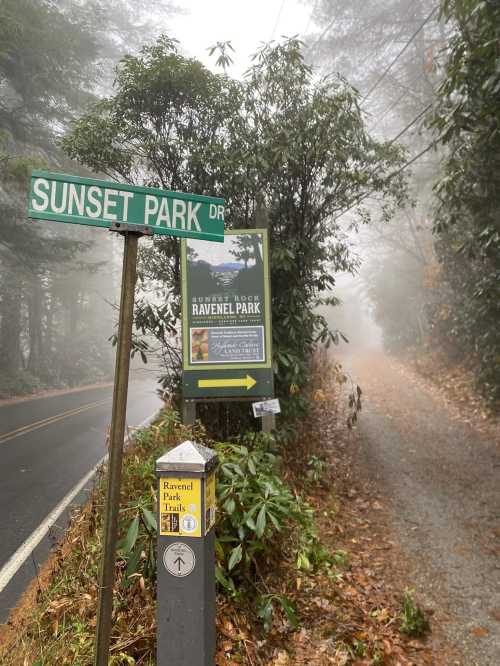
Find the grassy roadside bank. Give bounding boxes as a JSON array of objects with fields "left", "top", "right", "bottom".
[{"left": 0, "top": 362, "right": 438, "bottom": 665}]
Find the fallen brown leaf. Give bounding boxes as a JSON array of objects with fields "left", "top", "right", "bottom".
[{"left": 471, "top": 626, "right": 489, "bottom": 638}]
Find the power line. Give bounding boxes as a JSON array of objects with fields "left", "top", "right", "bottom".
[
  {"left": 332, "top": 101, "right": 438, "bottom": 224},
  {"left": 309, "top": 15, "right": 336, "bottom": 51},
  {"left": 334, "top": 141, "right": 436, "bottom": 222},
  {"left": 369, "top": 54, "right": 441, "bottom": 131},
  {"left": 318, "top": 59, "right": 436, "bottom": 224},
  {"left": 387, "top": 103, "right": 433, "bottom": 145},
  {"left": 303, "top": 0, "right": 318, "bottom": 36},
  {"left": 307, "top": 5, "right": 439, "bottom": 126},
  {"left": 369, "top": 71, "right": 431, "bottom": 130},
  {"left": 366, "top": 11, "right": 469, "bottom": 125},
  {"left": 354, "top": 27, "right": 406, "bottom": 72},
  {"left": 309, "top": 2, "right": 413, "bottom": 53},
  {"left": 361, "top": 6, "right": 438, "bottom": 103},
  {"left": 326, "top": 11, "right": 440, "bottom": 221},
  {"left": 270, "top": 0, "right": 287, "bottom": 42},
  {"left": 383, "top": 69, "right": 432, "bottom": 101}
]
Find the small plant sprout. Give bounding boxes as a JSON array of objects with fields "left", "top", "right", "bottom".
[{"left": 400, "top": 588, "right": 430, "bottom": 637}]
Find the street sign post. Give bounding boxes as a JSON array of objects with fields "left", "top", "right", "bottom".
[
  {"left": 27, "top": 170, "right": 224, "bottom": 666},
  {"left": 156, "top": 441, "right": 218, "bottom": 666},
  {"left": 181, "top": 229, "right": 274, "bottom": 400}
]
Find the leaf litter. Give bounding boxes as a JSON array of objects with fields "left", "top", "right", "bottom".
[{"left": 0, "top": 355, "right": 451, "bottom": 665}]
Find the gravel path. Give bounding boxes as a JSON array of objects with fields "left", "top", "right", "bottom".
[{"left": 344, "top": 351, "right": 500, "bottom": 665}]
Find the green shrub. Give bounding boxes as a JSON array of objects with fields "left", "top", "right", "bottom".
[
  {"left": 116, "top": 410, "right": 190, "bottom": 587},
  {"left": 118, "top": 416, "right": 330, "bottom": 631},
  {"left": 214, "top": 432, "right": 320, "bottom": 594},
  {"left": 400, "top": 588, "right": 429, "bottom": 637},
  {"left": 0, "top": 370, "right": 45, "bottom": 399},
  {"left": 306, "top": 454, "right": 328, "bottom": 486}
]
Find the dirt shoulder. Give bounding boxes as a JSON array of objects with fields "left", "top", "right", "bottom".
[
  {"left": 255, "top": 371, "right": 449, "bottom": 666},
  {"left": 211, "top": 354, "right": 450, "bottom": 666},
  {"left": 1, "top": 363, "right": 449, "bottom": 666},
  {"left": 341, "top": 351, "right": 500, "bottom": 666}
]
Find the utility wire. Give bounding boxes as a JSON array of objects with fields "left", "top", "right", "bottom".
[
  {"left": 270, "top": 0, "right": 287, "bottom": 41},
  {"left": 301, "top": 5, "right": 439, "bottom": 225},
  {"left": 368, "top": 44, "right": 443, "bottom": 130},
  {"left": 361, "top": 5, "right": 438, "bottom": 103},
  {"left": 372, "top": 91, "right": 418, "bottom": 131},
  {"left": 303, "top": 0, "right": 319, "bottom": 36},
  {"left": 370, "top": 44, "right": 450, "bottom": 130},
  {"left": 386, "top": 102, "right": 433, "bottom": 145},
  {"left": 309, "top": 2, "right": 407, "bottom": 53},
  {"left": 330, "top": 7, "right": 443, "bottom": 222},
  {"left": 369, "top": 99, "right": 433, "bottom": 160},
  {"left": 309, "top": 15, "right": 336, "bottom": 51},
  {"left": 370, "top": 72, "right": 431, "bottom": 130},
  {"left": 333, "top": 99, "right": 438, "bottom": 222},
  {"left": 268, "top": 3, "right": 437, "bottom": 221},
  {"left": 334, "top": 141, "right": 436, "bottom": 222}
]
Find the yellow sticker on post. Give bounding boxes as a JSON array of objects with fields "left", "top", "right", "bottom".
[
  {"left": 204, "top": 473, "right": 216, "bottom": 535},
  {"left": 159, "top": 477, "right": 202, "bottom": 537}
]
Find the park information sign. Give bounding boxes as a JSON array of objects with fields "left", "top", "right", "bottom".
[
  {"left": 28, "top": 170, "right": 225, "bottom": 242},
  {"left": 181, "top": 229, "right": 274, "bottom": 399}
]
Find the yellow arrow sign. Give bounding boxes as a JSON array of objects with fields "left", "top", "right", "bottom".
[{"left": 198, "top": 375, "right": 257, "bottom": 390}]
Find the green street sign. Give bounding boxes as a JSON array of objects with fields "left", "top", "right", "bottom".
[
  {"left": 181, "top": 229, "right": 274, "bottom": 399},
  {"left": 28, "top": 170, "right": 225, "bottom": 242},
  {"left": 25, "top": 170, "right": 225, "bottom": 662}
]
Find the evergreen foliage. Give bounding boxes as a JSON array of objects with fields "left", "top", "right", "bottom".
[
  {"left": 0, "top": 1, "right": 177, "bottom": 396},
  {"left": 429, "top": 0, "right": 500, "bottom": 402},
  {"left": 64, "top": 36, "right": 406, "bottom": 418}
]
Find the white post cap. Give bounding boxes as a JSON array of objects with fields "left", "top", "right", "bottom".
[{"left": 156, "top": 440, "right": 218, "bottom": 473}]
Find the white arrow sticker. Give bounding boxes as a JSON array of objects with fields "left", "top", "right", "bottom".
[{"left": 163, "top": 542, "right": 196, "bottom": 578}]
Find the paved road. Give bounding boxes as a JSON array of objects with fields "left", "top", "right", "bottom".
[
  {"left": 344, "top": 351, "right": 500, "bottom": 666},
  {"left": 0, "top": 375, "right": 161, "bottom": 623}
]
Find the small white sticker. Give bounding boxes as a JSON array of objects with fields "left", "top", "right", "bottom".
[
  {"left": 252, "top": 398, "right": 281, "bottom": 418},
  {"left": 163, "top": 542, "right": 196, "bottom": 577},
  {"left": 181, "top": 514, "right": 198, "bottom": 533}
]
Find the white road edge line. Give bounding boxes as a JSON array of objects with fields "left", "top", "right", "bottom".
[{"left": 0, "top": 409, "right": 162, "bottom": 595}]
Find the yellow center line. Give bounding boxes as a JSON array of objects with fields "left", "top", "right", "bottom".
[{"left": 0, "top": 397, "right": 112, "bottom": 445}]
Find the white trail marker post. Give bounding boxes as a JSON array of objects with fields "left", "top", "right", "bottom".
[{"left": 156, "top": 441, "right": 218, "bottom": 665}]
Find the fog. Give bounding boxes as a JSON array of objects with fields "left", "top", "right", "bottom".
[{"left": 0, "top": 0, "right": 452, "bottom": 398}]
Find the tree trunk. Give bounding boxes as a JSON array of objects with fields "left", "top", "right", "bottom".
[
  {"left": 27, "top": 279, "right": 44, "bottom": 376},
  {"left": 0, "top": 282, "right": 23, "bottom": 374}
]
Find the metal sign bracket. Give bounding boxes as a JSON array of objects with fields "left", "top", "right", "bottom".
[{"left": 109, "top": 221, "right": 153, "bottom": 236}]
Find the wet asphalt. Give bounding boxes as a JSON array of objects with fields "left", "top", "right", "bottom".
[{"left": 0, "top": 375, "right": 161, "bottom": 623}]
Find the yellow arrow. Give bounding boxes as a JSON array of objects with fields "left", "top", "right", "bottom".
[{"left": 198, "top": 375, "right": 257, "bottom": 390}]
